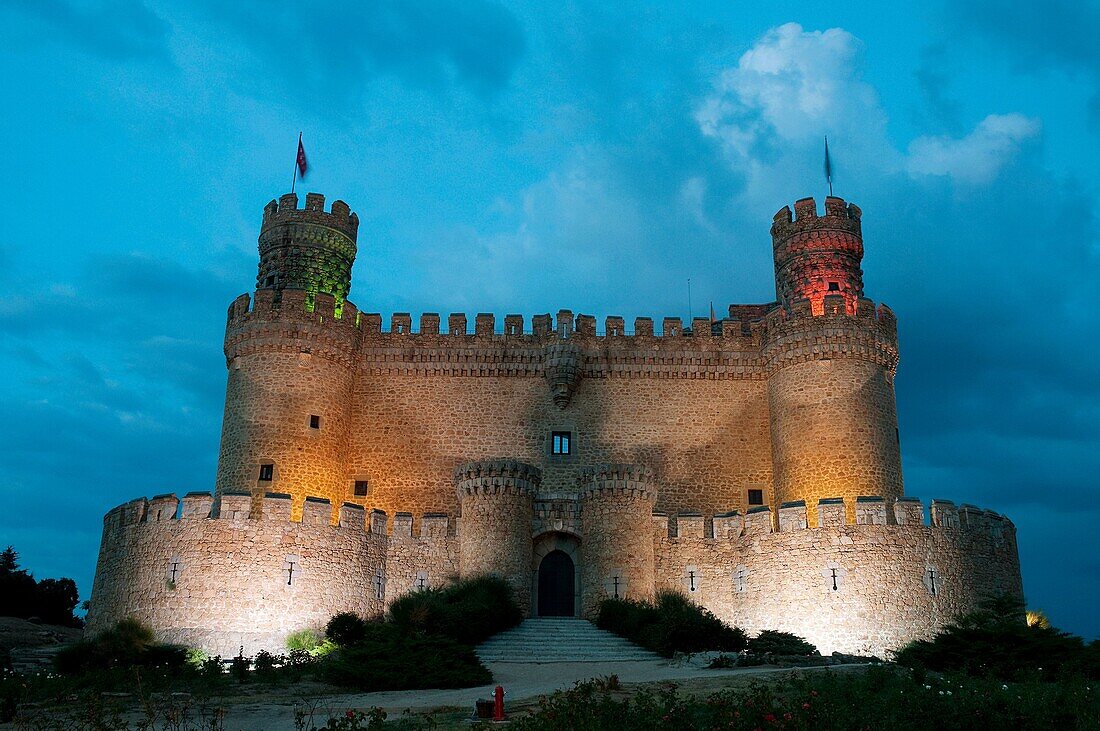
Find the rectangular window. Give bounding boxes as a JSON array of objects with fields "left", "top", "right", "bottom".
[
  {"left": 353, "top": 480, "right": 369, "bottom": 497},
  {"left": 309, "top": 414, "right": 321, "bottom": 429},
  {"left": 551, "top": 431, "right": 571, "bottom": 455},
  {"left": 748, "top": 489, "right": 764, "bottom": 506},
  {"left": 827, "top": 281, "right": 840, "bottom": 292},
  {"left": 258, "top": 464, "right": 274, "bottom": 481}
]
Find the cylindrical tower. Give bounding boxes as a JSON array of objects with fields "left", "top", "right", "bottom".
[
  {"left": 772, "top": 196, "right": 863, "bottom": 315},
  {"left": 257, "top": 192, "right": 359, "bottom": 312},
  {"left": 455, "top": 460, "right": 539, "bottom": 610},
  {"left": 579, "top": 464, "right": 657, "bottom": 616},
  {"left": 765, "top": 197, "right": 902, "bottom": 526},
  {"left": 214, "top": 193, "right": 361, "bottom": 516}
]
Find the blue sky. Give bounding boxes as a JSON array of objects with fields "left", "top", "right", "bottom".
[{"left": 0, "top": 1, "right": 1097, "bottom": 639}]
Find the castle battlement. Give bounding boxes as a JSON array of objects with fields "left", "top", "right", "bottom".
[
  {"left": 762, "top": 295, "right": 899, "bottom": 375},
  {"left": 100, "top": 493, "right": 454, "bottom": 540},
  {"left": 651, "top": 497, "right": 1015, "bottom": 540},
  {"left": 771, "top": 196, "right": 862, "bottom": 253},
  {"left": 577, "top": 464, "right": 658, "bottom": 502},
  {"left": 454, "top": 459, "right": 542, "bottom": 499},
  {"left": 261, "top": 192, "right": 359, "bottom": 243}
]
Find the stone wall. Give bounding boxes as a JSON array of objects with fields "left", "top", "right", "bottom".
[
  {"left": 85, "top": 492, "right": 456, "bottom": 656},
  {"left": 653, "top": 498, "right": 1023, "bottom": 658}
]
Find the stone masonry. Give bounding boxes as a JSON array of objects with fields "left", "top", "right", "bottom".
[{"left": 86, "top": 192, "right": 1024, "bottom": 659}]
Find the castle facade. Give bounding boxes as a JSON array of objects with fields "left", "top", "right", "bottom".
[{"left": 86, "top": 192, "right": 1023, "bottom": 658}]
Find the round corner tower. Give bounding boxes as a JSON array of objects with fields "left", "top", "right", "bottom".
[
  {"left": 215, "top": 192, "right": 362, "bottom": 515},
  {"left": 772, "top": 196, "right": 863, "bottom": 315},
  {"left": 765, "top": 197, "right": 903, "bottom": 525}
]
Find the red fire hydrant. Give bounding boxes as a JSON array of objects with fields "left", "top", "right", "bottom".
[{"left": 493, "top": 685, "right": 505, "bottom": 721}]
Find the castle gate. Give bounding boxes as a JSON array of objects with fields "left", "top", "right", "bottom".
[{"left": 532, "top": 534, "right": 580, "bottom": 617}]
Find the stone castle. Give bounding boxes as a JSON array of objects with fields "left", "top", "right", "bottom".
[{"left": 86, "top": 192, "right": 1024, "bottom": 658}]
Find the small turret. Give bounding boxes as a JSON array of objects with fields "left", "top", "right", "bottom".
[
  {"left": 257, "top": 192, "right": 359, "bottom": 310},
  {"left": 772, "top": 196, "right": 863, "bottom": 315}
]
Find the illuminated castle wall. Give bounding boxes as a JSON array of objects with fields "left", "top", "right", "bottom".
[{"left": 86, "top": 192, "right": 1023, "bottom": 658}]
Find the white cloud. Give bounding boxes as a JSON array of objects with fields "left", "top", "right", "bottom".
[
  {"left": 906, "top": 114, "right": 1041, "bottom": 184},
  {"left": 695, "top": 23, "right": 895, "bottom": 205},
  {"left": 697, "top": 23, "right": 885, "bottom": 150},
  {"left": 696, "top": 24, "right": 1041, "bottom": 199}
]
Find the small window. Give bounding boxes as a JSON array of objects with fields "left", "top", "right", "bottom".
[
  {"left": 258, "top": 463, "right": 274, "bottom": 481},
  {"left": 264, "top": 275, "right": 276, "bottom": 287},
  {"left": 309, "top": 414, "right": 321, "bottom": 429},
  {"left": 748, "top": 489, "right": 764, "bottom": 506},
  {"left": 827, "top": 281, "right": 840, "bottom": 292},
  {"left": 353, "top": 480, "right": 369, "bottom": 497},
  {"left": 551, "top": 431, "right": 571, "bottom": 455}
]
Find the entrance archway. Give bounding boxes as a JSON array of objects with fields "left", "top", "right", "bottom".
[{"left": 537, "top": 550, "right": 576, "bottom": 616}]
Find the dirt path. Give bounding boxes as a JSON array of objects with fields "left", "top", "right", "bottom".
[{"left": 221, "top": 660, "right": 870, "bottom": 729}]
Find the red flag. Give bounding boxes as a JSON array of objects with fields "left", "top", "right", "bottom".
[{"left": 296, "top": 136, "right": 308, "bottom": 179}]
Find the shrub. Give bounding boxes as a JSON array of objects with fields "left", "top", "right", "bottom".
[
  {"left": 54, "top": 619, "right": 188, "bottom": 674},
  {"left": 894, "top": 593, "right": 1098, "bottom": 681},
  {"left": 596, "top": 591, "right": 747, "bottom": 657},
  {"left": 326, "top": 612, "right": 369, "bottom": 646},
  {"left": 253, "top": 650, "right": 279, "bottom": 681},
  {"left": 388, "top": 575, "right": 522, "bottom": 645},
  {"left": 286, "top": 627, "right": 324, "bottom": 653},
  {"left": 747, "top": 630, "right": 818, "bottom": 656},
  {"left": 319, "top": 623, "right": 491, "bottom": 691}
]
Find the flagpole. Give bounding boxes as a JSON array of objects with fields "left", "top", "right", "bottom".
[
  {"left": 824, "top": 136, "right": 833, "bottom": 197},
  {"left": 291, "top": 132, "right": 302, "bottom": 194}
]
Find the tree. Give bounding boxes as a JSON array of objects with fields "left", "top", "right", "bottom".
[
  {"left": 0, "top": 545, "right": 83, "bottom": 627},
  {"left": 0, "top": 546, "right": 37, "bottom": 619}
]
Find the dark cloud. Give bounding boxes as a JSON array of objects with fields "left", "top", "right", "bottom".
[
  {"left": 952, "top": 0, "right": 1100, "bottom": 125},
  {"left": 199, "top": 0, "right": 525, "bottom": 105},
  {"left": 1, "top": 0, "right": 170, "bottom": 61}
]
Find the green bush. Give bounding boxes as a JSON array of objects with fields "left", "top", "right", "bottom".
[
  {"left": 54, "top": 619, "right": 188, "bottom": 674},
  {"left": 319, "top": 623, "right": 491, "bottom": 691},
  {"left": 286, "top": 627, "right": 324, "bottom": 653},
  {"left": 325, "top": 612, "right": 369, "bottom": 646},
  {"left": 747, "top": 629, "right": 819, "bottom": 656},
  {"left": 388, "top": 575, "right": 522, "bottom": 645},
  {"left": 596, "top": 591, "right": 747, "bottom": 657},
  {"left": 895, "top": 594, "right": 1098, "bottom": 681}
]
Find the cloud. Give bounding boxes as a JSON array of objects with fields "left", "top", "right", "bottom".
[
  {"left": 696, "top": 23, "right": 1043, "bottom": 200},
  {"left": 695, "top": 22, "right": 895, "bottom": 200},
  {"left": 951, "top": 0, "right": 1100, "bottom": 127},
  {"left": 696, "top": 23, "right": 886, "bottom": 152},
  {"left": 197, "top": 0, "right": 525, "bottom": 104},
  {"left": 906, "top": 114, "right": 1041, "bottom": 184},
  {"left": 1, "top": 0, "right": 170, "bottom": 61}
]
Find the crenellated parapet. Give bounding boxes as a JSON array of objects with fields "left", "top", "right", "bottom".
[
  {"left": 257, "top": 193, "right": 359, "bottom": 305},
  {"left": 577, "top": 464, "right": 658, "bottom": 503},
  {"left": 88, "top": 491, "right": 456, "bottom": 655},
  {"left": 650, "top": 495, "right": 1022, "bottom": 658},
  {"left": 761, "top": 295, "right": 899, "bottom": 377},
  {"left": 224, "top": 289, "right": 363, "bottom": 367},
  {"left": 454, "top": 459, "right": 542, "bottom": 500},
  {"left": 648, "top": 497, "right": 1015, "bottom": 541}
]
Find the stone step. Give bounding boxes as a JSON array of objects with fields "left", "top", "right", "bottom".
[{"left": 476, "top": 619, "right": 662, "bottom": 663}]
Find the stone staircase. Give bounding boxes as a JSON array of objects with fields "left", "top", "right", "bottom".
[{"left": 476, "top": 618, "right": 662, "bottom": 663}]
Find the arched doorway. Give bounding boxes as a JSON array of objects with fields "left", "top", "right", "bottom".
[{"left": 537, "top": 550, "right": 576, "bottom": 617}]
